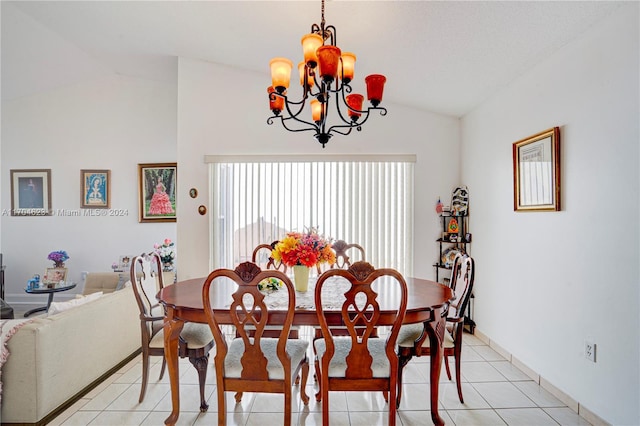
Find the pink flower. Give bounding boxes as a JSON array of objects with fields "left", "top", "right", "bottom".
[
  {"left": 164, "top": 238, "right": 172, "bottom": 245},
  {"left": 154, "top": 243, "right": 160, "bottom": 249}
]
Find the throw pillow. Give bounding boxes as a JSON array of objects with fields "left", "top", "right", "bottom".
[{"left": 48, "top": 291, "right": 103, "bottom": 316}]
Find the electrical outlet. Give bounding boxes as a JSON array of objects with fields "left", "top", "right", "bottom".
[{"left": 585, "top": 340, "right": 596, "bottom": 362}]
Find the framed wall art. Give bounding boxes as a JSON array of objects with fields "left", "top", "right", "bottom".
[
  {"left": 138, "top": 162, "right": 177, "bottom": 222},
  {"left": 80, "top": 169, "right": 111, "bottom": 208},
  {"left": 10, "top": 169, "right": 52, "bottom": 216},
  {"left": 513, "top": 127, "right": 561, "bottom": 212},
  {"left": 43, "top": 267, "right": 68, "bottom": 284}
]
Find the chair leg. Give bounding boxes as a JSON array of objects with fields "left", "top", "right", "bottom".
[
  {"left": 300, "top": 358, "right": 310, "bottom": 405},
  {"left": 444, "top": 354, "right": 452, "bottom": 380},
  {"left": 188, "top": 353, "right": 210, "bottom": 412},
  {"left": 284, "top": 390, "right": 292, "bottom": 426},
  {"left": 217, "top": 387, "right": 226, "bottom": 426},
  {"left": 314, "top": 356, "right": 322, "bottom": 402},
  {"left": 158, "top": 356, "right": 167, "bottom": 380},
  {"left": 454, "top": 348, "right": 464, "bottom": 403},
  {"left": 396, "top": 353, "right": 411, "bottom": 409},
  {"left": 139, "top": 351, "right": 150, "bottom": 403}
]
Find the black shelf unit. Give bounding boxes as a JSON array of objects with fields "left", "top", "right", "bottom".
[{"left": 434, "top": 213, "right": 475, "bottom": 333}]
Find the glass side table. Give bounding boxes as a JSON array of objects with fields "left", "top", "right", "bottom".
[{"left": 24, "top": 282, "right": 76, "bottom": 317}]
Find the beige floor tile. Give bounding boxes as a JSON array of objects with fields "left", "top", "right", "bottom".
[
  {"left": 513, "top": 380, "right": 566, "bottom": 407},
  {"left": 472, "top": 382, "right": 537, "bottom": 409},
  {"left": 496, "top": 407, "right": 559, "bottom": 425},
  {"left": 86, "top": 410, "right": 151, "bottom": 425},
  {"left": 473, "top": 344, "right": 508, "bottom": 361},
  {"left": 460, "top": 361, "right": 507, "bottom": 382},
  {"left": 438, "top": 382, "right": 491, "bottom": 410},
  {"left": 194, "top": 410, "right": 250, "bottom": 426},
  {"left": 544, "top": 407, "right": 593, "bottom": 425},
  {"left": 447, "top": 408, "right": 508, "bottom": 425},
  {"left": 60, "top": 410, "right": 101, "bottom": 426},
  {"left": 398, "top": 410, "right": 454, "bottom": 426},
  {"left": 489, "top": 361, "right": 532, "bottom": 382},
  {"left": 140, "top": 410, "right": 201, "bottom": 426}
]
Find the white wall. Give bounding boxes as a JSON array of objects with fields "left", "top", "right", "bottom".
[
  {"left": 1, "top": 73, "right": 178, "bottom": 304},
  {"left": 461, "top": 4, "right": 639, "bottom": 424},
  {"left": 176, "top": 58, "right": 460, "bottom": 280}
]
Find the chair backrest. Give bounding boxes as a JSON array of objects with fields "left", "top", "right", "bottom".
[
  {"left": 331, "top": 240, "right": 366, "bottom": 269},
  {"left": 448, "top": 253, "right": 475, "bottom": 319},
  {"left": 315, "top": 261, "right": 408, "bottom": 379},
  {"left": 202, "top": 262, "right": 296, "bottom": 381},
  {"left": 252, "top": 241, "right": 287, "bottom": 273},
  {"left": 130, "top": 253, "right": 165, "bottom": 340}
]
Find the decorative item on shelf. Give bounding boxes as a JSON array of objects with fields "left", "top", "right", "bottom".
[
  {"left": 47, "top": 250, "right": 69, "bottom": 268},
  {"left": 267, "top": 0, "right": 387, "bottom": 148},
  {"left": 271, "top": 227, "right": 335, "bottom": 291},
  {"left": 435, "top": 197, "right": 444, "bottom": 215},
  {"left": 451, "top": 186, "right": 469, "bottom": 216},
  {"left": 27, "top": 274, "right": 40, "bottom": 290},
  {"left": 447, "top": 218, "right": 459, "bottom": 234},
  {"left": 154, "top": 238, "right": 176, "bottom": 272}
]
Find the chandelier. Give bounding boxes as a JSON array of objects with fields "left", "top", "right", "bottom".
[{"left": 267, "top": 0, "right": 387, "bottom": 148}]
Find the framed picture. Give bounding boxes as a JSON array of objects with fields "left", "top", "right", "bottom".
[
  {"left": 43, "top": 267, "right": 68, "bottom": 284},
  {"left": 10, "top": 169, "right": 52, "bottom": 216},
  {"left": 119, "top": 255, "right": 133, "bottom": 271},
  {"left": 80, "top": 169, "right": 111, "bottom": 208},
  {"left": 138, "top": 163, "right": 177, "bottom": 222},
  {"left": 513, "top": 127, "right": 561, "bottom": 212}
]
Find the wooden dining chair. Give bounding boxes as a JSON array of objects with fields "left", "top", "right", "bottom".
[
  {"left": 130, "top": 253, "right": 214, "bottom": 411},
  {"left": 251, "top": 241, "right": 287, "bottom": 273},
  {"left": 250, "top": 241, "right": 298, "bottom": 339},
  {"left": 331, "top": 239, "right": 366, "bottom": 269},
  {"left": 202, "top": 262, "right": 310, "bottom": 426},
  {"left": 314, "top": 261, "right": 407, "bottom": 426},
  {"left": 396, "top": 253, "right": 475, "bottom": 406}
]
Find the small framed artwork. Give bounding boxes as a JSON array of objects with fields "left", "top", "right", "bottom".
[
  {"left": 464, "top": 233, "right": 473, "bottom": 243},
  {"left": 119, "top": 255, "right": 133, "bottom": 271},
  {"left": 513, "top": 127, "right": 561, "bottom": 212},
  {"left": 138, "top": 163, "right": 177, "bottom": 222},
  {"left": 10, "top": 169, "right": 52, "bottom": 216},
  {"left": 80, "top": 169, "right": 111, "bottom": 208},
  {"left": 43, "top": 267, "right": 68, "bottom": 284}
]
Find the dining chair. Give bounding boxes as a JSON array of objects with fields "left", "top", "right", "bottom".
[
  {"left": 250, "top": 241, "right": 298, "bottom": 339},
  {"left": 314, "top": 261, "right": 407, "bottom": 426},
  {"left": 331, "top": 239, "right": 366, "bottom": 269},
  {"left": 252, "top": 241, "right": 287, "bottom": 273},
  {"left": 202, "top": 262, "right": 310, "bottom": 426},
  {"left": 130, "top": 253, "right": 214, "bottom": 411},
  {"left": 396, "top": 253, "right": 475, "bottom": 406}
]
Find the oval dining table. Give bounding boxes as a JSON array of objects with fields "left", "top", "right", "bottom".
[{"left": 157, "top": 275, "right": 454, "bottom": 426}]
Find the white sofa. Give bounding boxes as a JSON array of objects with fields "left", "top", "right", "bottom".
[{"left": 1, "top": 273, "right": 141, "bottom": 425}]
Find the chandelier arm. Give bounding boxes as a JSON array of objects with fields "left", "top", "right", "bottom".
[
  {"left": 282, "top": 114, "right": 321, "bottom": 133},
  {"left": 326, "top": 124, "right": 355, "bottom": 136}
]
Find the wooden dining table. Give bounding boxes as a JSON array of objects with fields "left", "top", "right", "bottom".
[{"left": 157, "top": 275, "right": 454, "bottom": 426}]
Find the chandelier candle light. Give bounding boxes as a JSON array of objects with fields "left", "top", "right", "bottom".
[{"left": 267, "top": 0, "right": 387, "bottom": 148}]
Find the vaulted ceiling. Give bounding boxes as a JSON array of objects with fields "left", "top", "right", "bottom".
[{"left": 2, "top": 1, "right": 623, "bottom": 117}]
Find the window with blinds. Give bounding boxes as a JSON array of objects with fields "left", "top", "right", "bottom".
[{"left": 207, "top": 155, "right": 415, "bottom": 275}]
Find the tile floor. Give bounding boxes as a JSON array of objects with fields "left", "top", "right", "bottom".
[{"left": 44, "top": 327, "right": 591, "bottom": 426}]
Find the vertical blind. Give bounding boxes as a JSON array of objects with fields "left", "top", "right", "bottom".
[{"left": 207, "top": 155, "right": 415, "bottom": 275}]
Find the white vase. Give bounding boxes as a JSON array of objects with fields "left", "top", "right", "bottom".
[{"left": 292, "top": 265, "right": 310, "bottom": 292}]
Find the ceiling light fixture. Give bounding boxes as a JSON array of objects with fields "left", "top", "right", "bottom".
[{"left": 267, "top": 0, "right": 387, "bottom": 148}]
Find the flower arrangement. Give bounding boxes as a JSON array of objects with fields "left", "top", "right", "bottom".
[
  {"left": 271, "top": 228, "right": 335, "bottom": 268},
  {"left": 258, "top": 277, "right": 283, "bottom": 292},
  {"left": 48, "top": 250, "right": 69, "bottom": 267},
  {"left": 154, "top": 239, "right": 176, "bottom": 265}
]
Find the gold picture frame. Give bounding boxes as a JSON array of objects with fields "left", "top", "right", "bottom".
[
  {"left": 138, "top": 163, "right": 177, "bottom": 222},
  {"left": 80, "top": 169, "right": 111, "bottom": 208},
  {"left": 513, "top": 127, "right": 561, "bottom": 212}
]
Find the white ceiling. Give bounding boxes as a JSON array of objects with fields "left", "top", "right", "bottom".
[{"left": 2, "top": 1, "right": 624, "bottom": 117}]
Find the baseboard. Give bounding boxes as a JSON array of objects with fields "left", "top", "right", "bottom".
[
  {"left": 475, "top": 327, "right": 610, "bottom": 426},
  {"left": 0, "top": 349, "right": 141, "bottom": 426}
]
